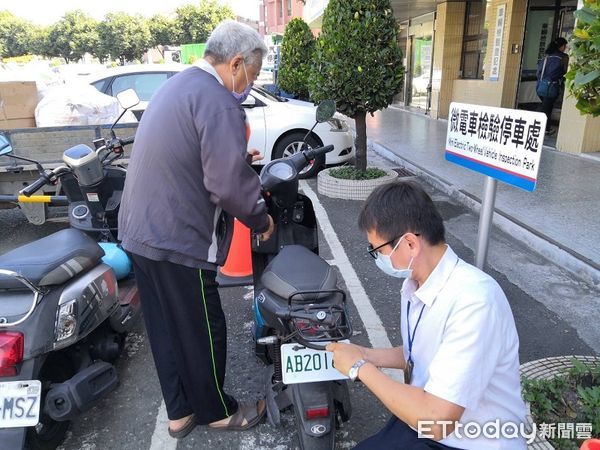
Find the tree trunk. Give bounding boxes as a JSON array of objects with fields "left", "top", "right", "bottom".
[{"left": 354, "top": 110, "right": 368, "bottom": 172}]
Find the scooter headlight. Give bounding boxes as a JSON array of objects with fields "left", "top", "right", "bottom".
[{"left": 55, "top": 299, "right": 77, "bottom": 343}]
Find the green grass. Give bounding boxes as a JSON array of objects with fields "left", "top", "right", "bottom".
[{"left": 328, "top": 166, "right": 388, "bottom": 180}]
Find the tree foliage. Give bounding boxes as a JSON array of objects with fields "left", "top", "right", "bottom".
[
  {"left": 148, "top": 14, "right": 177, "bottom": 49},
  {"left": 47, "top": 10, "right": 99, "bottom": 63},
  {"left": 309, "top": 0, "right": 404, "bottom": 171},
  {"left": 278, "top": 18, "right": 315, "bottom": 100},
  {"left": 98, "top": 12, "right": 151, "bottom": 65},
  {"left": 0, "top": 11, "right": 35, "bottom": 58},
  {"left": 174, "top": 1, "right": 235, "bottom": 45},
  {"left": 566, "top": 0, "right": 600, "bottom": 116}
]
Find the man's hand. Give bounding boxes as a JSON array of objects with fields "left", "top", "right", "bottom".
[
  {"left": 326, "top": 342, "right": 365, "bottom": 376},
  {"left": 259, "top": 215, "right": 274, "bottom": 241},
  {"left": 248, "top": 148, "right": 264, "bottom": 163}
]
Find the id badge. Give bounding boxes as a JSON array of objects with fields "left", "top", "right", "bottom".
[{"left": 403, "top": 359, "right": 414, "bottom": 384}]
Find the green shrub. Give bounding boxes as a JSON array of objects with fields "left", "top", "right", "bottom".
[
  {"left": 329, "top": 166, "right": 388, "bottom": 180},
  {"left": 278, "top": 18, "right": 315, "bottom": 101},
  {"left": 565, "top": 1, "right": 600, "bottom": 116},
  {"left": 522, "top": 359, "right": 600, "bottom": 449}
]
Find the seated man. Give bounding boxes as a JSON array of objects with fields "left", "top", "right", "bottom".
[{"left": 327, "top": 181, "right": 527, "bottom": 449}]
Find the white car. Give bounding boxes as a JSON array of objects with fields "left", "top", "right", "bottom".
[{"left": 85, "top": 65, "right": 354, "bottom": 178}]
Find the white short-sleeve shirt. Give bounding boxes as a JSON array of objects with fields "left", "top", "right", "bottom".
[{"left": 401, "top": 246, "right": 527, "bottom": 450}]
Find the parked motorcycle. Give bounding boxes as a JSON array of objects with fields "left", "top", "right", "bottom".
[
  {"left": 0, "top": 89, "right": 142, "bottom": 450},
  {"left": 252, "top": 100, "right": 353, "bottom": 449}
]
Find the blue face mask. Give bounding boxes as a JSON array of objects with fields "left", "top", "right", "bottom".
[
  {"left": 231, "top": 62, "right": 252, "bottom": 103},
  {"left": 374, "top": 235, "right": 414, "bottom": 278},
  {"left": 233, "top": 82, "right": 253, "bottom": 103}
]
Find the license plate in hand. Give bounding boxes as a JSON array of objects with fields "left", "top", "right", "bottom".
[
  {"left": 281, "top": 344, "right": 349, "bottom": 385},
  {"left": 0, "top": 380, "right": 41, "bottom": 428}
]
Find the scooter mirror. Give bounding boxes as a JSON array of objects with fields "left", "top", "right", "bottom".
[
  {"left": 315, "top": 100, "right": 336, "bottom": 123},
  {"left": 116, "top": 88, "right": 140, "bottom": 110},
  {"left": 0, "top": 134, "right": 13, "bottom": 156}
]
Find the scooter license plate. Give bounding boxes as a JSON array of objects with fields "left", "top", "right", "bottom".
[
  {"left": 0, "top": 380, "right": 41, "bottom": 428},
  {"left": 280, "top": 344, "right": 349, "bottom": 385}
]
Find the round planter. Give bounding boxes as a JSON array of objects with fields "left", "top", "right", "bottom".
[
  {"left": 520, "top": 355, "right": 600, "bottom": 450},
  {"left": 317, "top": 167, "right": 398, "bottom": 201}
]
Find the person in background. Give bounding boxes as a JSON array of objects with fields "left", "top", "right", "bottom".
[
  {"left": 536, "top": 37, "right": 569, "bottom": 135},
  {"left": 118, "top": 21, "right": 274, "bottom": 439}
]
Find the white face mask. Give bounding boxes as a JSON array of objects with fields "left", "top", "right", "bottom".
[{"left": 374, "top": 235, "right": 414, "bottom": 279}]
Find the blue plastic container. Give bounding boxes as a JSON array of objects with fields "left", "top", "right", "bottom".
[{"left": 98, "top": 243, "right": 132, "bottom": 280}]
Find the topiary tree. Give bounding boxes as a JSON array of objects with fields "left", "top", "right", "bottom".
[
  {"left": 278, "top": 18, "right": 315, "bottom": 100},
  {"left": 565, "top": 1, "right": 600, "bottom": 116},
  {"left": 309, "top": 0, "right": 404, "bottom": 172}
]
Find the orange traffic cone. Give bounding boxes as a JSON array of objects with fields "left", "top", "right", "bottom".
[
  {"left": 216, "top": 218, "right": 254, "bottom": 287},
  {"left": 581, "top": 440, "right": 600, "bottom": 450}
]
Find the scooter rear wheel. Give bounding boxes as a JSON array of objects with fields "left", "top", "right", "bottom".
[{"left": 26, "top": 355, "right": 73, "bottom": 450}]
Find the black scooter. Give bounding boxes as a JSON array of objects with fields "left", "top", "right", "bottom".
[
  {"left": 0, "top": 89, "right": 142, "bottom": 450},
  {"left": 252, "top": 101, "right": 353, "bottom": 449}
]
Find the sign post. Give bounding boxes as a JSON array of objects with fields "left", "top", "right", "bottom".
[{"left": 445, "top": 102, "right": 547, "bottom": 269}]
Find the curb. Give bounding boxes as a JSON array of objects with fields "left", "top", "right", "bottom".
[{"left": 369, "top": 139, "right": 600, "bottom": 287}]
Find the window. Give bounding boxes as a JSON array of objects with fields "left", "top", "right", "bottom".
[
  {"left": 110, "top": 73, "right": 170, "bottom": 102},
  {"left": 90, "top": 79, "right": 109, "bottom": 94},
  {"left": 461, "top": 0, "right": 492, "bottom": 79},
  {"left": 287, "top": 0, "right": 292, "bottom": 16},
  {"left": 279, "top": 0, "right": 283, "bottom": 18}
]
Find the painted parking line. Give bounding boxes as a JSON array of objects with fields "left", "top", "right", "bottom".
[
  {"left": 149, "top": 400, "right": 177, "bottom": 450},
  {"left": 299, "top": 181, "right": 392, "bottom": 350}
]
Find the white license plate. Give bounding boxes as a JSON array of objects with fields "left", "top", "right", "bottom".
[
  {"left": 0, "top": 380, "right": 41, "bottom": 428},
  {"left": 281, "top": 344, "right": 349, "bottom": 385}
]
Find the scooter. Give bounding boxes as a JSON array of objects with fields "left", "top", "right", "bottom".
[
  {"left": 252, "top": 100, "right": 353, "bottom": 449},
  {"left": 0, "top": 89, "right": 142, "bottom": 450}
]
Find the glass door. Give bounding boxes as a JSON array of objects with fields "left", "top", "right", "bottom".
[{"left": 407, "top": 14, "right": 434, "bottom": 110}]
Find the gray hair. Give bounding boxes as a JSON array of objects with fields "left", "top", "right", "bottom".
[{"left": 205, "top": 20, "right": 267, "bottom": 67}]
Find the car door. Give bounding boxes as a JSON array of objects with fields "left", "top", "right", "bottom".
[{"left": 243, "top": 92, "right": 267, "bottom": 160}]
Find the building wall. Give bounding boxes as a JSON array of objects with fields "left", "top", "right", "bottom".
[
  {"left": 259, "top": 0, "right": 304, "bottom": 36},
  {"left": 432, "top": 0, "right": 526, "bottom": 118},
  {"left": 430, "top": 2, "right": 466, "bottom": 119}
]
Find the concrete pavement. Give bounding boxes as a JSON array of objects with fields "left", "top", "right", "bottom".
[{"left": 355, "top": 106, "right": 600, "bottom": 286}]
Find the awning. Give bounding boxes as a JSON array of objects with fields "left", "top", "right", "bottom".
[{"left": 303, "top": 0, "right": 450, "bottom": 27}]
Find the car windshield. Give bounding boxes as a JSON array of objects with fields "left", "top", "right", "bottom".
[{"left": 253, "top": 85, "right": 286, "bottom": 103}]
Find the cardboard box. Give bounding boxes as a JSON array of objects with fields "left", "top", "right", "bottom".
[
  {"left": 0, "top": 117, "right": 36, "bottom": 129},
  {"left": 0, "top": 81, "right": 39, "bottom": 121}
]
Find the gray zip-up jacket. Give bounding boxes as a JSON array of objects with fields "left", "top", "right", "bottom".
[{"left": 118, "top": 67, "right": 269, "bottom": 270}]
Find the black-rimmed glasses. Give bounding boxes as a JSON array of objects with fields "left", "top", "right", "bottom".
[{"left": 367, "top": 233, "right": 420, "bottom": 259}]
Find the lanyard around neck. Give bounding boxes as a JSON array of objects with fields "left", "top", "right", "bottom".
[
  {"left": 407, "top": 301, "right": 426, "bottom": 364},
  {"left": 404, "top": 257, "right": 460, "bottom": 365}
]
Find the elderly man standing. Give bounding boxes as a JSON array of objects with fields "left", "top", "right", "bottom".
[{"left": 118, "top": 21, "right": 274, "bottom": 438}]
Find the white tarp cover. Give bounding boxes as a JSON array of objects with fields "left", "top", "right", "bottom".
[{"left": 35, "top": 83, "right": 119, "bottom": 127}]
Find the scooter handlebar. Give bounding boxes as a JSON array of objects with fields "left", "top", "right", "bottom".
[
  {"left": 303, "top": 145, "right": 334, "bottom": 161},
  {"left": 20, "top": 175, "right": 50, "bottom": 197},
  {"left": 120, "top": 136, "right": 135, "bottom": 146}
]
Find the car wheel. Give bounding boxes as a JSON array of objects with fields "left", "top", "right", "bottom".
[{"left": 272, "top": 132, "right": 324, "bottom": 179}]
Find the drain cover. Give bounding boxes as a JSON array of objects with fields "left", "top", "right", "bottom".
[{"left": 392, "top": 167, "right": 416, "bottom": 178}]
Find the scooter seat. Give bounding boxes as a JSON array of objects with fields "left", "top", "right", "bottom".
[
  {"left": 0, "top": 229, "right": 104, "bottom": 290},
  {"left": 261, "top": 245, "right": 337, "bottom": 301}
]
